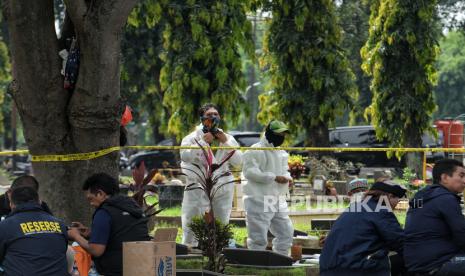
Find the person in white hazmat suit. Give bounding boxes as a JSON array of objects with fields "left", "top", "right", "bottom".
[
  {"left": 180, "top": 103, "right": 243, "bottom": 246},
  {"left": 242, "top": 120, "right": 294, "bottom": 256}
]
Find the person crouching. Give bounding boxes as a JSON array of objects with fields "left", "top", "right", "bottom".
[{"left": 319, "top": 180, "right": 406, "bottom": 276}]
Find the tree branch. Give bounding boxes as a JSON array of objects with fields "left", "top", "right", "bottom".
[{"left": 63, "top": 0, "right": 87, "bottom": 32}]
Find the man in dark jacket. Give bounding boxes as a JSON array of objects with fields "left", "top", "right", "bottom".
[
  {"left": 404, "top": 158, "right": 465, "bottom": 275},
  {"left": 0, "top": 175, "right": 52, "bottom": 219},
  {"left": 319, "top": 180, "right": 406, "bottom": 276},
  {"left": 68, "top": 173, "right": 150, "bottom": 276},
  {"left": 0, "top": 186, "right": 68, "bottom": 276}
]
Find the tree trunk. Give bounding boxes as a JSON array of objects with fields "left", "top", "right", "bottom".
[
  {"left": 306, "top": 122, "right": 330, "bottom": 147},
  {"left": 305, "top": 122, "right": 330, "bottom": 159},
  {"left": 151, "top": 123, "right": 165, "bottom": 144},
  {"left": 405, "top": 127, "right": 423, "bottom": 178},
  {"left": 4, "top": 0, "right": 136, "bottom": 224}
]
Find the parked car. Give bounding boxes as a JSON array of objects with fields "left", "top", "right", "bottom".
[
  {"left": 119, "top": 152, "right": 129, "bottom": 171},
  {"left": 127, "top": 131, "right": 261, "bottom": 171},
  {"left": 292, "top": 125, "right": 444, "bottom": 167},
  {"left": 1, "top": 155, "right": 33, "bottom": 176},
  {"left": 228, "top": 131, "right": 261, "bottom": 147},
  {"left": 127, "top": 150, "right": 177, "bottom": 171}
]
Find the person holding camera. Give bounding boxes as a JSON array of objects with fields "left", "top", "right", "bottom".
[{"left": 180, "top": 103, "right": 242, "bottom": 247}]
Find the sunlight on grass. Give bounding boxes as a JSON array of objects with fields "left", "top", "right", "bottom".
[
  {"left": 158, "top": 205, "right": 182, "bottom": 216},
  {"left": 145, "top": 194, "right": 158, "bottom": 206},
  {"left": 231, "top": 226, "right": 248, "bottom": 246}
]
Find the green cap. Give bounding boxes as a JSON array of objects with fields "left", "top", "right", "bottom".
[{"left": 269, "top": 120, "right": 289, "bottom": 133}]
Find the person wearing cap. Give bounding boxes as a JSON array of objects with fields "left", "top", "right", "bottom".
[
  {"left": 404, "top": 159, "right": 465, "bottom": 275},
  {"left": 347, "top": 178, "right": 369, "bottom": 202},
  {"left": 242, "top": 120, "right": 294, "bottom": 256},
  {"left": 319, "top": 179, "right": 406, "bottom": 276},
  {"left": 180, "top": 103, "right": 242, "bottom": 247}
]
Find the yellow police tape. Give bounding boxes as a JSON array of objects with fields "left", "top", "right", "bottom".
[
  {"left": 0, "top": 150, "right": 29, "bottom": 156},
  {"left": 0, "top": 145, "right": 460, "bottom": 162}
]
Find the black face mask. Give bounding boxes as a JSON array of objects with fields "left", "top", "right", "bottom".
[
  {"left": 201, "top": 115, "right": 220, "bottom": 134},
  {"left": 265, "top": 128, "right": 285, "bottom": 147}
]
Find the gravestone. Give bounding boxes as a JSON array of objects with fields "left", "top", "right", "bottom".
[{"left": 157, "top": 184, "right": 184, "bottom": 208}]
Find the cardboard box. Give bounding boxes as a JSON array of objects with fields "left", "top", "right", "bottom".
[{"left": 123, "top": 228, "right": 177, "bottom": 276}]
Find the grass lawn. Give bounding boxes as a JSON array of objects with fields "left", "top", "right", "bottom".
[
  {"left": 152, "top": 221, "right": 325, "bottom": 245},
  {"left": 158, "top": 205, "right": 182, "bottom": 216}
]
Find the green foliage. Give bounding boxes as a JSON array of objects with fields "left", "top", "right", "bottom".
[
  {"left": 157, "top": 0, "right": 255, "bottom": 139},
  {"left": 0, "top": 39, "right": 10, "bottom": 136},
  {"left": 0, "top": 13, "right": 11, "bottom": 140},
  {"left": 361, "top": 0, "right": 440, "bottom": 148},
  {"left": 434, "top": 31, "right": 465, "bottom": 118},
  {"left": 258, "top": 0, "right": 357, "bottom": 145},
  {"left": 401, "top": 167, "right": 417, "bottom": 183},
  {"left": 398, "top": 167, "right": 427, "bottom": 198},
  {"left": 189, "top": 216, "right": 233, "bottom": 272},
  {"left": 121, "top": 0, "right": 168, "bottom": 143},
  {"left": 337, "top": 0, "right": 371, "bottom": 124}
]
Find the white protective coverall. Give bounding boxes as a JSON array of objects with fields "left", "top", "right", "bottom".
[
  {"left": 242, "top": 136, "right": 294, "bottom": 255},
  {"left": 181, "top": 125, "right": 242, "bottom": 246}
]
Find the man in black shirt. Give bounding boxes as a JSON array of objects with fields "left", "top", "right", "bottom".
[{"left": 68, "top": 173, "right": 150, "bottom": 276}]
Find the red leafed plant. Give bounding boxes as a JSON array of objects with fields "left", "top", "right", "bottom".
[
  {"left": 182, "top": 139, "right": 237, "bottom": 272},
  {"left": 131, "top": 161, "right": 163, "bottom": 218}
]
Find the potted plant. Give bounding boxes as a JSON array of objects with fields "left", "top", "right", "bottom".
[{"left": 288, "top": 154, "right": 305, "bottom": 179}]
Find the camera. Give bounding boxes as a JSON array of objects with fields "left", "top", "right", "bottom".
[{"left": 201, "top": 116, "right": 220, "bottom": 134}]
